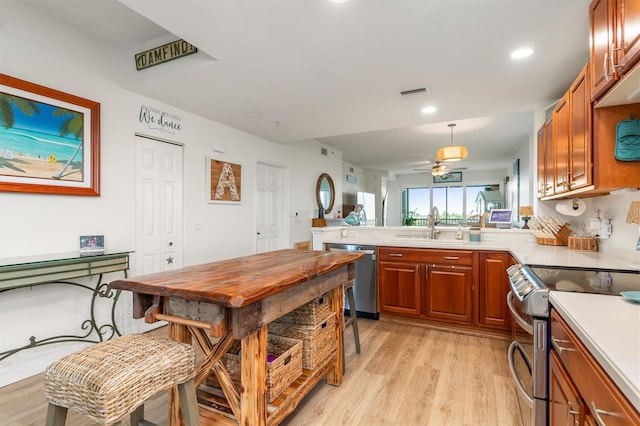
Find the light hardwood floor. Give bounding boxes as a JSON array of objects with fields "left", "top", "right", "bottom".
[{"left": 0, "top": 319, "right": 531, "bottom": 426}]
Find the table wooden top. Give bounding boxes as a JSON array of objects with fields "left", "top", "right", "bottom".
[{"left": 109, "top": 249, "right": 363, "bottom": 308}]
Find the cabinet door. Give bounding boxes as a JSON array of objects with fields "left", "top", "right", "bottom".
[
  {"left": 544, "top": 118, "right": 555, "bottom": 197},
  {"left": 590, "top": 0, "right": 618, "bottom": 101},
  {"left": 378, "top": 261, "right": 421, "bottom": 316},
  {"left": 569, "top": 65, "right": 592, "bottom": 190},
  {"left": 617, "top": 0, "right": 640, "bottom": 73},
  {"left": 537, "top": 127, "right": 546, "bottom": 198},
  {"left": 478, "top": 252, "right": 515, "bottom": 330},
  {"left": 549, "top": 351, "right": 585, "bottom": 426},
  {"left": 553, "top": 95, "right": 570, "bottom": 194},
  {"left": 424, "top": 265, "right": 473, "bottom": 323}
]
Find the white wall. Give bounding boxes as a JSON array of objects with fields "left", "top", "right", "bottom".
[{"left": 0, "top": 1, "right": 342, "bottom": 386}]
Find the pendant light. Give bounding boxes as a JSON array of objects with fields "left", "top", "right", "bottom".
[{"left": 437, "top": 123, "right": 468, "bottom": 162}]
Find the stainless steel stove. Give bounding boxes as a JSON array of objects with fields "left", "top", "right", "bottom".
[{"left": 506, "top": 263, "right": 640, "bottom": 425}]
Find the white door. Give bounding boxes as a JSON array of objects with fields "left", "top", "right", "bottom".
[
  {"left": 135, "top": 135, "right": 184, "bottom": 274},
  {"left": 256, "top": 163, "right": 284, "bottom": 253}
]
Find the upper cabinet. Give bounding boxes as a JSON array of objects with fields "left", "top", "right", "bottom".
[
  {"left": 590, "top": 0, "right": 617, "bottom": 100},
  {"left": 537, "top": 2, "right": 640, "bottom": 200},
  {"left": 590, "top": 0, "right": 640, "bottom": 102}
]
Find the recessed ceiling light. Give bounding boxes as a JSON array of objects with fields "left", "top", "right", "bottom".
[
  {"left": 511, "top": 47, "right": 534, "bottom": 59},
  {"left": 328, "top": 0, "right": 350, "bottom": 3},
  {"left": 421, "top": 106, "right": 437, "bottom": 114}
]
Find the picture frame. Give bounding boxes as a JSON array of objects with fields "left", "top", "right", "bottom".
[
  {"left": 433, "top": 171, "right": 462, "bottom": 183},
  {"left": 206, "top": 156, "right": 243, "bottom": 204},
  {"left": 79, "top": 234, "right": 105, "bottom": 254},
  {"left": 0, "top": 74, "right": 100, "bottom": 196}
]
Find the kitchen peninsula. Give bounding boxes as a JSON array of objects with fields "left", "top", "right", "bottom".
[
  {"left": 109, "top": 249, "right": 363, "bottom": 426},
  {"left": 313, "top": 225, "right": 640, "bottom": 417}
]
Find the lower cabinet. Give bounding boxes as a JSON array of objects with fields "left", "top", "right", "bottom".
[
  {"left": 549, "top": 350, "right": 585, "bottom": 426},
  {"left": 378, "top": 260, "right": 421, "bottom": 316},
  {"left": 478, "top": 251, "right": 516, "bottom": 330},
  {"left": 378, "top": 247, "right": 473, "bottom": 324},
  {"left": 550, "top": 309, "right": 640, "bottom": 425},
  {"left": 424, "top": 264, "right": 473, "bottom": 323},
  {"left": 378, "top": 247, "right": 518, "bottom": 331}
]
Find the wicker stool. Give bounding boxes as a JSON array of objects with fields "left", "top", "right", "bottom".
[
  {"left": 44, "top": 334, "right": 199, "bottom": 426},
  {"left": 342, "top": 279, "right": 361, "bottom": 373}
]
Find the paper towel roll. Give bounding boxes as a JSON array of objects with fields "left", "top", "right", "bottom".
[{"left": 555, "top": 199, "right": 587, "bottom": 216}]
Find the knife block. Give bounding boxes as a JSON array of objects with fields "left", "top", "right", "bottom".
[{"left": 535, "top": 224, "right": 570, "bottom": 246}]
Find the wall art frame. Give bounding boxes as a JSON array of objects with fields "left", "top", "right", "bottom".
[
  {"left": 0, "top": 74, "right": 100, "bottom": 196},
  {"left": 433, "top": 171, "right": 462, "bottom": 183},
  {"left": 206, "top": 156, "right": 243, "bottom": 204}
]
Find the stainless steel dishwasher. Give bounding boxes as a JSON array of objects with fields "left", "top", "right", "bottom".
[{"left": 324, "top": 243, "right": 378, "bottom": 320}]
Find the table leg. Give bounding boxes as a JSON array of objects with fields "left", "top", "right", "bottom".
[
  {"left": 327, "top": 284, "right": 344, "bottom": 386},
  {"left": 240, "top": 324, "right": 267, "bottom": 426},
  {"left": 169, "top": 322, "right": 192, "bottom": 426}
]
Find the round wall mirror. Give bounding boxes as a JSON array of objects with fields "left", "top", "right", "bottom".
[{"left": 316, "top": 173, "right": 335, "bottom": 214}]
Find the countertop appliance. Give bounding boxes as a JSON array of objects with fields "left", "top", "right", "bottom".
[
  {"left": 506, "top": 263, "right": 640, "bottom": 426},
  {"left": 324, "top": 243, "right": 378, "bottom": 320}
]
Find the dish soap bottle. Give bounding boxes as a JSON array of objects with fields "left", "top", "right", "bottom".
[{"left": 456, "top": 224, "right": 463, "bottom": 240}]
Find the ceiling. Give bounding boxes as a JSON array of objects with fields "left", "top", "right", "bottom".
[{"left": 19, "top": 0, "right": 591, "bottom": 176}]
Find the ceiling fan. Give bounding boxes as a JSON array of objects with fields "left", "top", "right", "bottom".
[{"left": 414, "top": 160, "right": 467, "bottom": 176}]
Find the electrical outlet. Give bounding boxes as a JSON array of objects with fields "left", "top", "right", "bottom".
[
  {"left": 194, "top": 223, "right": 202, "bottom": 231},
  {"left": 483, "top": 233, "right": 495, "bottom": 241},
  {"left": 348, "top": 230, "right": 357, "bottom": 237}
]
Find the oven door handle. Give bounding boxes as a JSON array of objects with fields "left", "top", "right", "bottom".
[
  {"left": 507, "top": 291, "right": 534, "bottom": 335},
  {"left": 508, "top": 340, "right": 534, "bottom": 407}
]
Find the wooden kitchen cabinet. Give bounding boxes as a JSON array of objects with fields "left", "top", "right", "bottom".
[
  {"left": 546, "top": 64, "right": 592, "bottom": 199},
  {"left": 590, "top": 0, "right": 640, "bottom": 101},
  {"left": 378, "top": 247, "right": 474, "bottom": 324},
  {"left": 537, "top": 116, "right": 554, "bottom": 198},
  {"left": 424, "top": 263, "right": 473, "bottom": 323},
  {"left": 568, "top": 65, "right": 592, "bottom": 190},
  {"left": 549, "top": 350, "right": 585, "bottom": 426},
  {"left": 590, "top": 0, "right": 617, "bottom": 100},
  {"left": 550, "top": 309, "right": 640, "bottom": 425},
  {"left": 617, "top": 0, "right": 640, "bottom": 73},
  {"left": 477, "top": 251, "right": 516, "bottom": 330},
  {"left": 553, "top": 94, "right": 570, "bottom": 194},
  {"left": 378, "top": 259, "right": 422, "bottom": 316}
]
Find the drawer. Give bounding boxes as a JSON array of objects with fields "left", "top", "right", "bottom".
[
  {"left": 378, "top": 247, "right": 472, "bottom": 265},
  {"left": 550, "top": 310, "right": 640, "bottom": 425}
]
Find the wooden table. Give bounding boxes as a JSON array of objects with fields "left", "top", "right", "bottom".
[{"left": 109, "top": 249, "right": 363, "bottom": 426}]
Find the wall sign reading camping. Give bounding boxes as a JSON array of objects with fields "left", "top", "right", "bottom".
[
  {"left": 0, "top": 74, "right": 100, "bottom": 196},
  {"left": 206, "top": 157, "right": 242, "bottom": 204}
]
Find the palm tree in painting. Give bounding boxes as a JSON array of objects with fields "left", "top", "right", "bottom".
[
  {"left": 52, "top": 108, "right": 83, "bottom": 179},
  {"left": 53, "top": 108, "right": 82, "bottom": 139},
  {"left": 0, "top": 94, "right": 40, "bottom": 129}
]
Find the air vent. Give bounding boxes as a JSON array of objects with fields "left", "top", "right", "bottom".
[{"left": 400, "top": 87, "right": 431, "bottom": 97}]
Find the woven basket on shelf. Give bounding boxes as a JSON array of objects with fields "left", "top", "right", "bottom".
[
  {"left": 268, "top": 312, "right": 337, "bottom": 370},
  {"left": 276, "top": 292, "right": 332, "bottom": 326},
  {"left": 209, "top": 334, "right": 302, "bottom": 402}
]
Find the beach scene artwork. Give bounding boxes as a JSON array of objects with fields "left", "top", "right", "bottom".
[{"left": 0, "top": 91, "right": 85, "bottom": 183}]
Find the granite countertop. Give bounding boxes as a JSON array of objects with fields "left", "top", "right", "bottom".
[{"left": 550, "top": 292, "right": 640, "bottom": 412}]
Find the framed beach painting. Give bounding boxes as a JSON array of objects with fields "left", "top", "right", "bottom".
[
  {"left": 0, "top": 74, "right": 100, "bottom": 196},
  {"left": 206, "top": 156, "right": 242, "bottom": 204}
]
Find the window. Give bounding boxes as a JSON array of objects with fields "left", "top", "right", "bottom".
[{"left": 402, "top": 184, "right": 499, "bottom": 226}]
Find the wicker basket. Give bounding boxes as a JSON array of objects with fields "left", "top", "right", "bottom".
[
  {"left": 276, "top": 293, "right": 332, "bottom": 326},
  {"left": 568, "top": 236, "right": 599, "bottom": 252},
  {"left": 209, "top": 335, "right": 302, "bottom": 402},
  {"left": 268, "top": 312, "right": 337, "bottom": 370}
]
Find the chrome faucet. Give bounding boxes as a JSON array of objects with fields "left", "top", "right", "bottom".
[{"left": 428, "top": 206, "right": 440, "bottom": 239}]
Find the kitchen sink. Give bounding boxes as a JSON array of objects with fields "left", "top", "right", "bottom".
[{"left": 388, "top": 237, "right": 469, "bottom": 245}]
